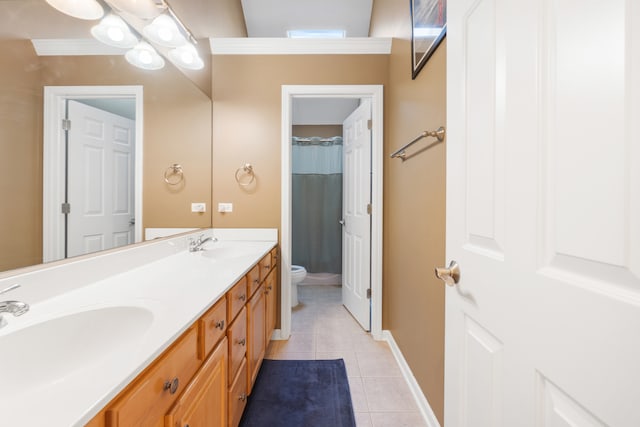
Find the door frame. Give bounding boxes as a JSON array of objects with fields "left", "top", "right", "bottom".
[
  {"left": 43, "top": 85, "right": 144, "bottom": 263},
  {"left": 279, "top": 85, "right": 384, "bottom": 340}
]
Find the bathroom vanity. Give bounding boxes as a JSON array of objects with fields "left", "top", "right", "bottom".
[{"left": 0, "top": 229, "right": 278, "bottom": 427}]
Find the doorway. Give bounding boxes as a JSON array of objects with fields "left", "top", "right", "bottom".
[
  {"left": 42, "top": 86, "right": 143, "bottom": 263},
  {"left": 280, "top": 85, "right": 384, "bottom": 340}
]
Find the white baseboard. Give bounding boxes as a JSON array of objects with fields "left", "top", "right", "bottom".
[{"left": 382, "top": 330, "right": 442, "bottom": 427}]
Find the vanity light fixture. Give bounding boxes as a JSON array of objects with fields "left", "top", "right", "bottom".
[
  {"left": 91, "top": 14, "right": 139, "bottom": 48},
  {"left": 125, "top": 41, "right": 165, "bottom": 70},
  {"left": 45, "top": 0, "right": 104, "bottom": 20},
  {"left": 168, "top": 44, "right": 204, "bottom": 70},
  {"left": 106, "top": 0, "right": 166, "bottom": 20},
  {"left": 143, "top": 14, "right": 186, "bottom": 47}
]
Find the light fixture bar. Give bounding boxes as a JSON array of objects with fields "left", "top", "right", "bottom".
[{"left": 164, "top": 0, "right": 197, "bottom": 45}]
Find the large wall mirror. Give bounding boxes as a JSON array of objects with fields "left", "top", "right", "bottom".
[{"left": 0, "top": 1, "right": 213, "bottom": 274}]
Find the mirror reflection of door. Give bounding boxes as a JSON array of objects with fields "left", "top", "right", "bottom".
[{"left": 65, "top": 99, "right": 135, "bottom": 258}]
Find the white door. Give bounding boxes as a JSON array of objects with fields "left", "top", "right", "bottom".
[
  {"left": 342, "top": 99, "right": 372, "bottom": 331},
  {"left": 67, "top": 100, "right": 135, "bottom": 257},
  {"left": 444, "top": 1, "right": 640, "bottom": 426}
]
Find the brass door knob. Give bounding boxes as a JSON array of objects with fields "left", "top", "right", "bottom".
[{"left": 435, "top": 261, "right": 460, "bottom": 286}]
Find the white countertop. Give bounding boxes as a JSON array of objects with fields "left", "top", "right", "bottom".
[{"left": 0, "top": 229, "right": 277, "bottom": 426}]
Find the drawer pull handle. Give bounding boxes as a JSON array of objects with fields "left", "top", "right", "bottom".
[
  {"left": 237, "top": 338, "right": 246, "bottom": 346},
  {"left": 214, "top": 319, "right": 225, "bottom": 330},
  {"left": 264, "top": 264, "right": 271, "bottom": 269},
  {"left": 239, "top": 294, "right": 246, "bottom": 302},
  {"left": 239, "top": 393, "right": 247, "bottom": 402},
  {"left": 164, "top": 377, "right": 179, "bottom": 395},
  {"left": 253, "top": 279, "right": 259, "bottom": 284}
]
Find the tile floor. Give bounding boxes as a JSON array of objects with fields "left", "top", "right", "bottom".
[{"left": 266, "top": 285, "right": 427, "bottom": 427}]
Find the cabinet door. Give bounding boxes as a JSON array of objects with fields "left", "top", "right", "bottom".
[
  {"left": 246, "top": 284, "right": 265, "bottom": 394},
  {"left": 227, "top": 306, "right": 247, "bottom": 385},
  {"left": 264, "top": 266, "right": 277, "bottom": 345},
  {"left": 165, "top": 338, "right": 228, "bottom": 427}
]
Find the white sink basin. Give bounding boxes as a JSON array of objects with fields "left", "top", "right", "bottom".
[{"left": 0, "top": 306, "right": 154, "bottom": 398}]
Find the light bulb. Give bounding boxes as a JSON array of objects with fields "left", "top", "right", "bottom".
[{"left": 107, "top": 27, "right": 125, "bottom": 42}]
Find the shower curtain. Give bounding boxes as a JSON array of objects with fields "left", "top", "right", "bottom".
[{"left": 291, "top": 136, "right": 342, "bottom": 274}]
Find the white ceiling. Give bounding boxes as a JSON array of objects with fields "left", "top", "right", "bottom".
[
  {"left": 293, "top": 98, "right": 360, "bottom": 125},
  {"left": 240, "top": 0, "right": 373, "bottom": 37}
]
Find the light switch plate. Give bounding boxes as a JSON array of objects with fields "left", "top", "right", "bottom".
[
  {"left": 191, "top": 202, "right": 206, "bottom": 213},
  {"left": 217, "top": 202, "right": 233, "bottom": 213}
]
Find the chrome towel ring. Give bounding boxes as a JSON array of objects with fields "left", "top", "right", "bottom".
[
  {"left": 235, "top": 163, "right": 255, "bottom": 186},
  {"left": 164, "top": 164, "right": 184, "bottom": 185}
]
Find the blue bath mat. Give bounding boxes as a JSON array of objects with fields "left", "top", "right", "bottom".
[{"left": 239, "top": 359, "right": 356, "bottom": 427}]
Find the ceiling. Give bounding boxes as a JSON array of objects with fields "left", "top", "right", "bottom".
[{"left": 0, "top": 0, "right": 376, "bottom": 40}]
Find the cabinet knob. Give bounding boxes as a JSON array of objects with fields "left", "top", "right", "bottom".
[
  {"left": 267, "top": 285, "right": 273, "bottom": 291},
  {"left": 163, "top": 377, "right": 179, "bottom": 394},
  {"left": 239, "top": 393, "right": 247, "bottom": 402},
  {"left": 239, "top": 293, "right": 246, "bottom": 302},
  {"left": 253, "top": 279, "right": 259, "bottom": 285},
  {"left": 264, "top": 264, "right": 271, "bottom": 270},
  {"left": 237, "top": 338, "right": 246, "bottom": 346},
  {"left": 214, "top": 319, "right": 225, "bottom": 330}
]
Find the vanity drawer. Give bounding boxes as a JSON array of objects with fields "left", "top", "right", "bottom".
[
  {"left": 259, "top": 253, "right": 272, "bottom": 283},
  {"left": 227, "top": 306, "right": 247, "bottom": 385},
  {"left": 247, "top": 264, "right": 261, "bottom": 297},
  {"left": 199, "top": 297, "right": 228, "bottom": 359},
  {"left": 227, "top": 276, "right": 248, "bottom": 324},
  {"left": 228, "top": 357, "right": 248, "bottom": 427},
  {"left": 106, "top": 325, "right": 200, "bottom": 427}
]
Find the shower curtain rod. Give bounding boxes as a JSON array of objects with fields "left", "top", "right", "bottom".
[{"left": 292, "top": 136, "right": 343, "bottom": 143}]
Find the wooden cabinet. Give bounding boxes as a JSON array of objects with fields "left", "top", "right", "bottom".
[
  {"left": 93, "top": 245, "right": 278, "bottom": 427},
  {"left": 227, "top": 358, "right": 248, "bottom": 427},
  {"left": 105, "top": 326, "right": 200, "bottom": 427},
  {"left": 227, "top": 306, "right": 247, "bottom": 385},
  {"left": 246, "top": 284, "right": 266, "bottom": 394},
  {"left": 165, "top": 338, "right": 228, "bottom": 427},
  {"left": 199, "top": 297, "right": 227, "bottom": 360},
  {"left": 264, "top": 266, "right": 278, "bottom": 343}
]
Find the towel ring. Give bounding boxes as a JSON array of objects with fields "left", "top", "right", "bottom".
[
  {"left": 235, "top": 163, "right": 255, "bottom": 186},
  {"left": 164, "top": 164, "right": 184, "bottom": 185}
]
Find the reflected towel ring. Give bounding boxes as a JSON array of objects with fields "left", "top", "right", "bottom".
[
  {"left": 164, "top": 164, "right": 184, "bottom": 185},
  {"left": 235, "top": 163, "right": 255, "bottom": 186}
]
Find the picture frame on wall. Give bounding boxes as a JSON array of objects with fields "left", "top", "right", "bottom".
[{"left": 411, "top": 0, "right": 447, "bottom": 79}]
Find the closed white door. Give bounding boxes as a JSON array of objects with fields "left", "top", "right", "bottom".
[
  {"left": 445, "top": 0, "right": 640, "bottom": 426},
  {"left": 342, "top": 99, "right": 372, "bottom": 331},
  {"left": 67, "top": 100, "right": 135, "bottom": 257}
]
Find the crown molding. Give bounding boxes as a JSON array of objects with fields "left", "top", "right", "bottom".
[
  {"left": 209, "top": 37, "right": 392, "bottom": 55},
  {"left": 31, "top": 39, "right": 128, "bottom": 56}
]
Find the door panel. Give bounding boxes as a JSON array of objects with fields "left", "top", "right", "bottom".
[
  {"left": 342, "top": 99, "right": 372, "bottom": 331},
  {"left": 446, "top": 0, "right": 640, "bottom": 426},
  {"left": 67, "top": 100, "right": 135, "bottom": 258}
]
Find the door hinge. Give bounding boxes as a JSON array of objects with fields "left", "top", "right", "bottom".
[
  {"left": 367, "top": 119, "right": 372, "bottom": 130},
  {"left": 366, "top": 288, "right": 371, "bottom": 299},
  {"left": 61, "top": 203, "right": 71, "bottom": 214},
  {"left": 62, "top": 119, "right": 71, "bottom": 131},
  {"left": 366, "top": 203, "right": 372, "bottom": 215}
]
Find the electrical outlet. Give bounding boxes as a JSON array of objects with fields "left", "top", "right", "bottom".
[
  {"left": 191, "top": 202, "right": 206, "bottom": 213},
  {"left": 217, "top": 203, "right": 233, "bottom": 213}
]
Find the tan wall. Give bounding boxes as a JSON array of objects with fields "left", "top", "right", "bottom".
[
  {"left": 211, "top": 54, "right": 389, "bottom": 229},
  {"left": 292, "top": 125, "right": 343, "bottom": 138},
  {"left": 0, "top": 41, "right": 44, "bottom": 271},
  {"left": 383, "top": 36, "right": 447, "bottom": 427},
  {"left": 0, "top": 51, "right": 212, "bottom": 272}
]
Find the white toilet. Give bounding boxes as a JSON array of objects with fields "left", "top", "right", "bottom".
[{"left": 291, "top": 265, "right": 307, "bottom": 307}]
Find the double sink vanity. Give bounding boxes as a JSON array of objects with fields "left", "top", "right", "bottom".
[{"left": 0, "top": 229, "right": 279, "bottom": 427}]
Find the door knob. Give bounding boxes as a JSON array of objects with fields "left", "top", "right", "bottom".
[
  {"left": 339, "top": 219, "right": 345, "bottom": 226},
  {"left": 435, "top": 261, "right": 460, "bottom": 286}
]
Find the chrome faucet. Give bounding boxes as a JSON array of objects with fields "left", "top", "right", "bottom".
[
  {"left": 189, "top": 235, "right": 218, "bottom": 252},
  {"left": 0, "top": 284, "right": 29, "bottom": 328}
]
